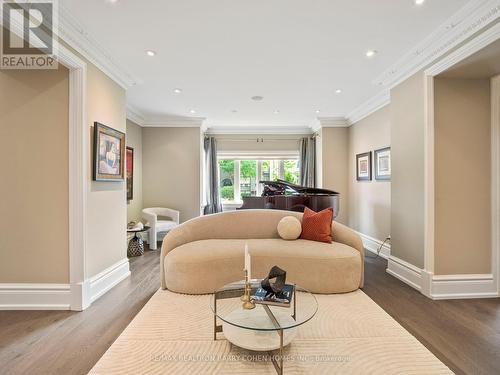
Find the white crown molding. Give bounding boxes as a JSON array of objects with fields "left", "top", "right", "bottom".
[
  {"left": 373, "top": 0, "right": 500, "bottom": 89},
  {"left": 425, "top": 20, "right": 500, "bottom": 76},
  {"left": 348, "top": 0, "right": 500, "bottom": 128},
  {"left": 144, "top": 116, "right": 206, "bottom": 128},
  {"left": 346, "top": 90, "right": 391, "bottom": 125},
  {"left": 58, "top": 3, "right": 142, "bottom": 89},
  {"left": 126, "top": 105, "right": 146, "bottom": 127},
  {"left": 317, "top": 117, "right": 349, "bottom": 128}
]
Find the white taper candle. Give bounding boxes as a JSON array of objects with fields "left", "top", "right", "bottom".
[{"left": 244, "top": 242, "right": 251, "bottom": 280}]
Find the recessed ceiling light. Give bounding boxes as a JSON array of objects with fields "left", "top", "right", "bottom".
[
  {"left": 315, "top": 109, "right": 321, "bottom": 114},
  {"left": 274, "top": 110, "right": 280, "bottom": 114},
  {"left": 107, "top": 0, "right": 119, "bottom": 4},
  {"left": 145, "top": 50, "right": 156, "bottom": 57},
  {"left": 173, "top": 88, "right": 182, "bottom": 94},
  {"left": 335, "top": 89, "right": 342, "bottom": 94},
  {"left": 415, "top": 0, "right": 425, "bottom": 5},
  {"left": 365, "top": 50, "right": 377, "bottom": 58},
  {"left": 251, "top": 95, "right": 264, "bottom": 101},
  {"left": 189, "top": 109, "right": 196, "bottom": 114}
]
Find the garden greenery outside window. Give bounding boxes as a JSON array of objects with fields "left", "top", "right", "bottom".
[{"left": 218, "top": 158, "right": 300, "bottom": 204}]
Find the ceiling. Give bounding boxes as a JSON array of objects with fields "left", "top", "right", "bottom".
[
  {"left": 439, "top": 38, "right": 500, "bottom": 79},
  {"left": 62, "top": 0, "right": 470, "bottom": 128}
]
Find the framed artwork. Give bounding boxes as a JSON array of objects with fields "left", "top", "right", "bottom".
[
  {"left": 374, "top": 147, "right": 391, "bottom": 181},
  {"left": 126, "top": 147, "right": 134, "bottom": 200},
  {"left": 93, "top": 122, "right": 125, "bottom": 181},
  {"left": 356, "top": 152, "right": 372, "bottom": 181}
]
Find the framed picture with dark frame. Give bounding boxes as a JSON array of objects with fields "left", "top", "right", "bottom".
[
  {"left": 374, "top": 147, "right": 391, "bottom": 181},
  {"left": 356, "top": 152, "right": 372, "bottom": 181},
  {"left": 126, "top": 146, "right": 134, "bottom": 200},
  {"left": 93, "top": 122, "right": 125, "bottom": 181}
]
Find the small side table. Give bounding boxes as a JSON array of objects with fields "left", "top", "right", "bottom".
[{"left": 127, "top": 226, "right": 150, "bottom": 257}]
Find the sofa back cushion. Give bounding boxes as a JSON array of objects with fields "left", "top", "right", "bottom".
[{"left": 162, "top": 210, "right": 303, "bottom": 255}]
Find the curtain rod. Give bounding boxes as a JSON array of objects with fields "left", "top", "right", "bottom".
[{"left": 204, "top": 135, "right": 318, "bottom": 142}]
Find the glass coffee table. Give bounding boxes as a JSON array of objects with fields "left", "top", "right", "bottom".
[{"left": 211, "top": 280, "right": 318, "bottom": 374}]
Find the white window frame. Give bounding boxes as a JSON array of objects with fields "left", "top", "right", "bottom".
[{"left": 217, "top": 151, "right": 300, "bottom": 210}]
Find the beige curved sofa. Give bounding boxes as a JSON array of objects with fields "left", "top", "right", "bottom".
[{"left": 161, "top": 209, "right": 364, "bottom": 294}]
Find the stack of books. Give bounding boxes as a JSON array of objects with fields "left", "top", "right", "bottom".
[{"left": 251, "top": 284, "right": 294, "bottom": 307}]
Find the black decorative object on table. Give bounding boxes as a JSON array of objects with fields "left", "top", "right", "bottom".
[
  {"left": 261, "top": 265, "right": 287, "bottom": 297},
  {"left": 126, "top": 226, "right": 150, "bottom": 257}
]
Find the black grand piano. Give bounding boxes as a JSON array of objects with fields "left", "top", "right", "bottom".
[{"left": 238, "top": 179, "right": 339, "bottom": 218}]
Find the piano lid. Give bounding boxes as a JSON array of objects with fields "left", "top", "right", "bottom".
[{"left": 260, "top": 179, "right": 339, "bottom": 196}]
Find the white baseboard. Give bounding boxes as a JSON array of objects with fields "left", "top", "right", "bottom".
[
  {"left": 386, "top": 256, "right": 499, "bottom": 299},
  {"left": 386, "top": 256, "right": 423, "bottom": 291},
  {"left": 429, "top": 273, "right": 498, "bottom": 300},
  {"left": 356, "top": 231, "right": 391, "bottom": 259},
  {"left": 88, "top": 258, "right": 130, "bottom": 304},
  {"left": 0, "top": 259, "right": 130, "bottom": 311},
  {"left": 0, "top": 283, "right": 71, "bottom": 310}
]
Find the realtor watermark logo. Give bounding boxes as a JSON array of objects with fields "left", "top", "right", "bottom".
[{"left": 1, "top": 0, "right": 58, "bottom": 69}]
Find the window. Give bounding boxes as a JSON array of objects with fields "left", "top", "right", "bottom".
[{"left": 218, "top": 158, "right": 300, "bottom": 203}]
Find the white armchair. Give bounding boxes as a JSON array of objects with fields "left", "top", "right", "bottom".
[{"left": 142, "top": 207, "right": 180, "bottom": 250}]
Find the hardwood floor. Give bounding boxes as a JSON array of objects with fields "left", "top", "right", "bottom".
[
  {"left": 1, "top": 249, "right": 499, "bottom": 375},
  {"left": 0, "top": 248, "right": 160, "bottom": 375},
  {"left": 363, "top": 254, "right": 500, "bottom": 375}
]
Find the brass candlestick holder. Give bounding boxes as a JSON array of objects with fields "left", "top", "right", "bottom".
[{"left": 241, "top": 270, "right": 255, "bottom": 310}]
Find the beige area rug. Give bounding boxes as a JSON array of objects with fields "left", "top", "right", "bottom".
[{"left": 90, "top": 289, "right": 453, "bottom": 374}]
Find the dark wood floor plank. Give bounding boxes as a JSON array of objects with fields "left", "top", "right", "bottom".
[
  {"left": 1, "top": 249, "right": 499, "bottom": 375},
  {"left": 363, "top": 253, "right": 500, "bottom": 375}
]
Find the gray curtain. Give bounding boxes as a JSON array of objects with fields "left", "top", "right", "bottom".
[
  {"left": 299, "top": 137, "right": 316, "bottom": 187},
  {"left": 203, "top": 136, "right": 222, "bottom": 214}
]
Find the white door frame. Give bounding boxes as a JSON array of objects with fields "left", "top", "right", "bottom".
[
  {"left": 423, "top": 22, "right": 500, "bottom": 298},
  {"left": 0, "top": 16, "right": 89, "bottom": 309},
  {"left": 57, "top": 43, "right": 89, "bottom": 310}
]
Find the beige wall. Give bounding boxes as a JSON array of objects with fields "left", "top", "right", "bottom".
[
  {"left": 142, "top": 127, "right": 201, "bottom": 222},
  {"left": 434, "top": 77, "right": 491, "bottom": 275},
  {"left": 126, "top": 120, "right": 143, "bottom": 223},
  {"left": 320, "top": 128, "right": 349, "bottom": 224},
  {"left": 391, "top": 71, "right": 426, "bottom": 268},
  {"left": 86, "top": 63, "right": 127, "bottom": 278},
  {"left": 0, "top": 67, "right": 70, "bottom": 283},
  {"left": 348, "top": 106, "right": 391, "bottom": 241}
]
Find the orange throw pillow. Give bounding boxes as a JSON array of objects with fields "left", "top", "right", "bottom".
[{"left": 300, "top": 207, "right": 333, "bottom": 243}]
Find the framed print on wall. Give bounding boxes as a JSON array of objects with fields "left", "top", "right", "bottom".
[
  {"left": 374, "top": 147, "right": 391, "bottom": 181},
  {"left": 356, "top": 152, "right": 372, "bottom": 181},
  {"left": 126, "top": 146, "right": 134, "bottom": 200},
  {"left": 93, "top": 122, "right": 125, "bottom": 181}
]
